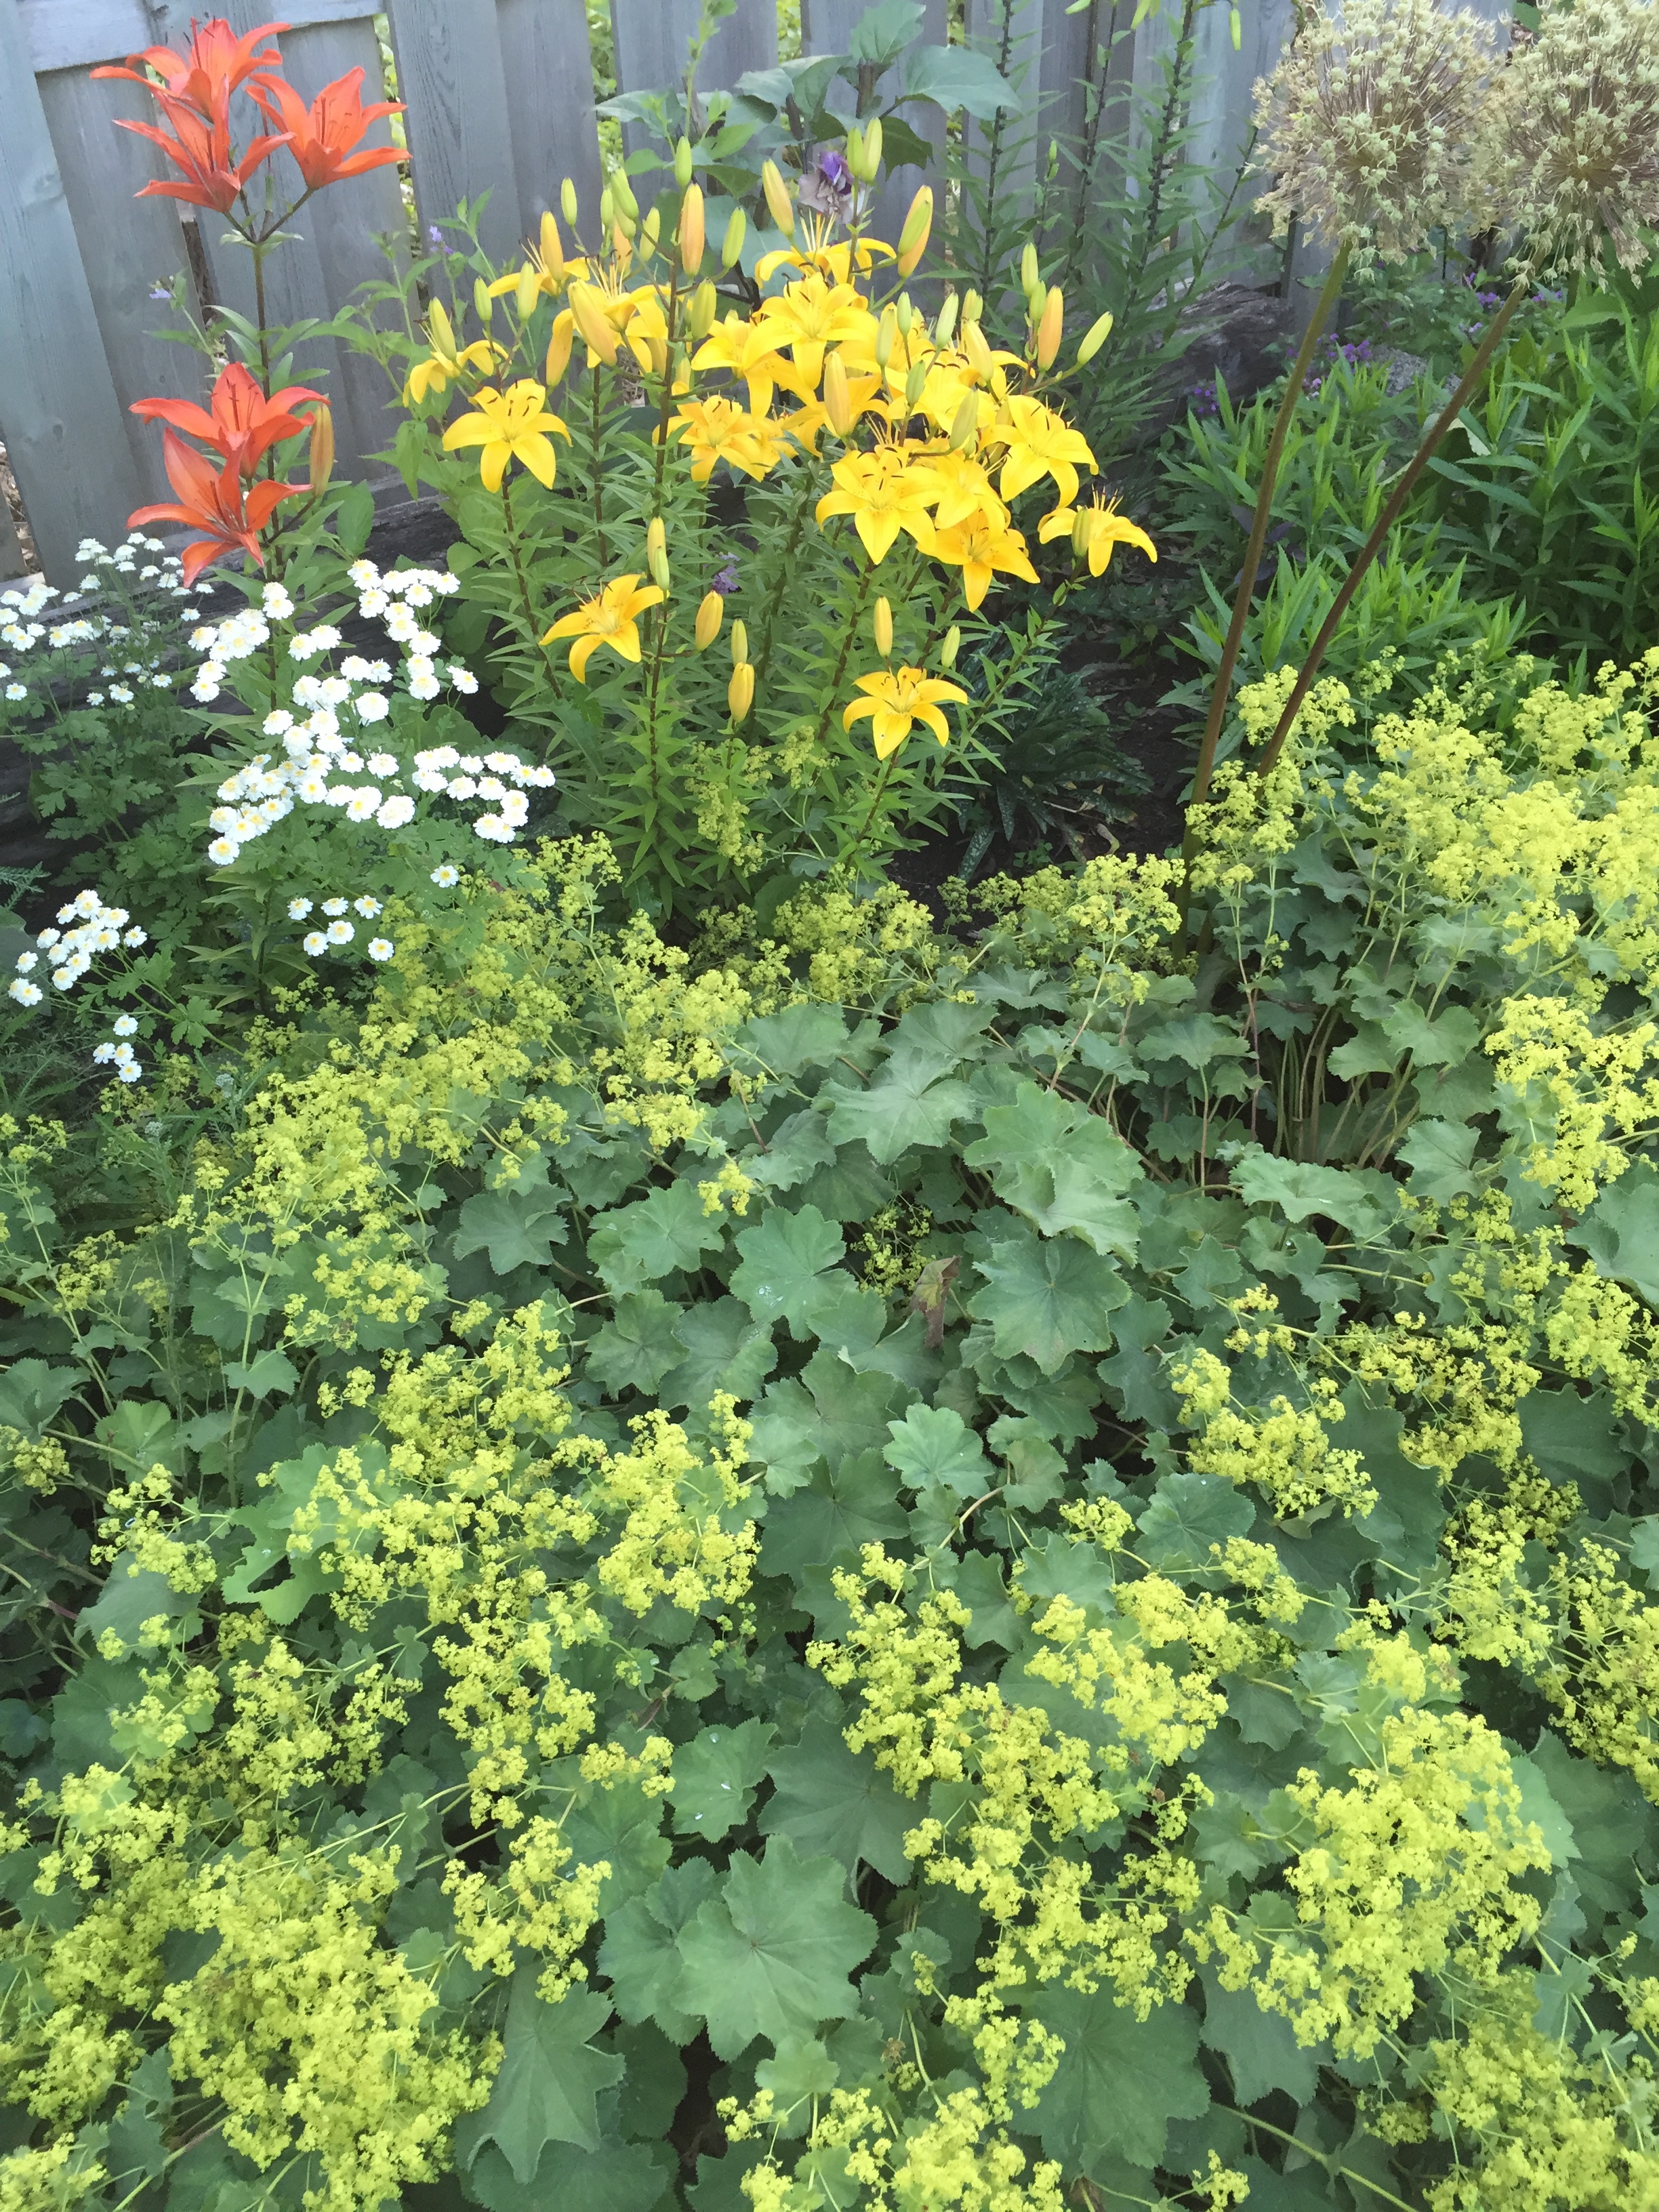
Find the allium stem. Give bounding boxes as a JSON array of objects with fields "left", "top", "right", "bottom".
[
  {"left": 1188, "top": 240, "right": 1351, "bottom": 813},
  {"left": 1254, "top": 271, "right": 1529, "bottom": 775}
]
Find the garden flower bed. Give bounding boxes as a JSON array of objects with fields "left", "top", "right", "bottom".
[{"left": 10, "top": 5, "right": 1659, "bottom": 2211}]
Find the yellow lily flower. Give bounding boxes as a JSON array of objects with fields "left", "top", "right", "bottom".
[
  {"left": 843, "top": 665, "right": 969, "bottom": 759},
  {"left": 756, "top": 274, "right": 877, "bottom": 392},
  {"left": 665, "top": 396, "right": 784, "bottom": 483},
  {"left": 441, "top": 381, "right": 570, "bottom": 491},
  {"left": 994, "top": 394, "right": 1098, "bottom": 508},
  {"left": 907, "top": 447, "right": 1008, "bottom": 533},
  {"left": 405, "top": 336, "right": 505, "bottom": 407},
  {"left": 755, "top": 232, "right": 895, "bottom": 285},
  {"left": 540, "top": 573, "right": 665, "bottom": 682},
  {"left": 485, "top": 249, "right": 592, "bottom": 306},
  {"left": 815, "top": 449, "right": 939, "bottom": 566},
  {"left": 920, "top": 512, "right": 1038, "bottom": 610},
  {"left": 1038, "top": 495, "right": 1158, "bottom": 576},
  {"left": 690, "top": 314, "right": 796, "bottom": 417}
]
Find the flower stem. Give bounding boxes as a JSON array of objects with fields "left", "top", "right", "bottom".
[
  {"left": 844, "top": 755, "right": 896, "bottom": 869},
  {"left": 808, "top": 554, "right": 877, "bottom": 754},
  {"left": 1253, "top": 273, "right": 1531, "bottom": 775},
  {"left": 1189, "top": 240, "right": 1351, "bottom": 811},
  {"left": 499, "top": 470, "right": 562, "bottom": 697},
  {"left": 750, "top": 463, "right": 820, "bottom": 697},
  {"left": 590, "top": 367, "right": 609, "bottom": 567}
]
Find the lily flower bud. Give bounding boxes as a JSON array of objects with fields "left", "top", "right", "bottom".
[
  {"left": 762, "top": 159, "right": 794, "bottom": 235},
  {"left": 539, "top": 209, "right": 566, "bottom": 283},
  {"left": 545, "top": 309, "right": 575, "bottom": 386},
  {"left": 934, "top": 291, "right": 958, "bottom": 348},
  {"left": 679, "top": 183, "right": 705, "bottom": 276},
  {"left": 963, "top": 321, "right": 994, "bottom": 378},
  {"left": 600, "top": 184, "right": 614, "bottom": 232},
  {"left": 639, "top": 207, "right": 661, "bottom": 257},
  {"left": 729, "top": 662, "right": 755, "bottom": 722},
  {"left": 1021, "top": 241, "right": 1040, "bottom": 295},
  {"left": 1076, "top": 308, "right": 1113, "bottom": 366},
  {"left": 695, "top": 591, "right": 724, "bottom": 650},
  {"left": 561, "top": 178, "right": 578, "bottom": 226},
  {"left": 722, "top": 206, "right": 746, "bottom": 268},
  {"left": 428, "top": 298, "right": 457, "bottom": 356},
  {"left": 730, "top": 620, "right": 749, "bottom": 668},
  {"left": 569, "top": 282, "right": 619, "bottom": 365},
  {"left": 611, "top": 167, "right": 639, "bottom": 224},
  {"left": 647, "top": 517, "right": 670, "bottom": 593},
  {"left": 874, "top": 596, "right": 893, "bottom": 657},
  {"left": 846, "top": 125, "right": 867, "bottom": 180},
  {"left": 904, "top": 358, "right": 928, "bottom": 410},
  {"left": 646, "top": 331, "right": 669, "bottom": 378},
  {"left": 949, "top": 389, "right": 979, "bottom": 450},
  {"left": 962, "top": 287, "right": 983, "bottom": 326},
  {"left": 896, "top": 293, "right": 914, "bottom": 336},
  {"left": 823, "top": 352, "right": 854, "bottom": 437},
  {"left": 515, "top": 264, "right": 540, "bottom": 320},
  {"left": 896, "top": 183, "right": 933, "bottom": 276},
  {"left": 1036, "top": 284, "right": 1064, "bottom": 370},
  {"left": 940, "top": 624, "right": 961, "bottom": 670},
  {"left": 473, "top": 277, "right": 493, "bottom": 325},
  {"left": 875, "top": 304, "right": 897, "bottom": 371},
  {"left": 689, "top": 278, "right": 718, "bottom": 340},
  {"left": 674, "top": 135, "right": 694, "bottom": 190},
  {"left": 307, "top": 403, "right": 333, "bottom": 493}
]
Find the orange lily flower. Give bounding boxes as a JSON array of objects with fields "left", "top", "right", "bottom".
[
  {"left": 112, "top": 83, "right": 289, "bottom": 213},
  {"left": 250, "top": 66, "right": 404, "bottom": 190},
  {"left": 131, "top": 362, "right": 325, "bottom": 478},
  {"left": 127, "top": 429, "right": 305, "bottom": 584},
  {"left": 92, "top": 18, "right": 289, "bottom": 121}
]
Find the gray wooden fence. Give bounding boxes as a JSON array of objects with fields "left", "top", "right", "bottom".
[{"left": 2, "top": 0, "right": 1294, "bottom": 584}]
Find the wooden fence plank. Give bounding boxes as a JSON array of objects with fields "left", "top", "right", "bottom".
[
  {"left": 0, "top": 0, "right": 144, "bottom": 579},
  {"left": 497, "top": 0, "right": 603, "bottom": 245},
  {"left": 383, "top": 0, "right": 523, "bottom": 264},
  {"left": 21, "top": 0, "right": 375, "bottom": 73},
  {"left": 799, "top": 0, "right": 947, "bottom": 247},
  {"left": 33, "top": 65, "right": 213, "bottom": 512},
  {"left": 611, "top": 0, "right": 778, "bottom": 159}
]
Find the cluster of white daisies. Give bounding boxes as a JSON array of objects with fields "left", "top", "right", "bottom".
[
  {"left": 286, "top": 893, "right": 396, "bottom": 963},
  {"left": 9, "top": 892, "right": 150, "bottom": 1083},
  {"left": 0, "top": 535, "right": 205, "bottom": 707},
  {"left": 190, "top": 562, "right": 552, "bottom": 867}
]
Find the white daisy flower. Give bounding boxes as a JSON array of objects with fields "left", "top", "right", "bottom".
[
  {"left": 208, "top": 836, "right": 240, "bottom": 865},
  {"left": 303, "top": 930, "right": 327, "bottom": 955},
  {"left": 367, "top": 937, "right": 394, "bottom": 960},
  {"left": 7, "top": 979, "right": 42, "bottom": 1006},
  {"left": 327, "top": 918, "right": 354, "bottom": 944},
  {"left": 113, "top": 1014, "right": 139, "bottom": 1036},
  {"left": 430, "top": 864, "right": 460, "bottom": 887},
  {"left": 287, "top": 897, "right": 314, "bottom": 920},
  {"left": 376, "top": 794, "right": 415, "bottom": 828}
]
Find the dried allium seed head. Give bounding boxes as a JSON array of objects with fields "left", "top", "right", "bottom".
[
  {"left": 1482, "top": 0, "right": 1659, "bottom": 280},
  {"left": 1252, "top": 0, "right": 1498, "bottom": 264}
]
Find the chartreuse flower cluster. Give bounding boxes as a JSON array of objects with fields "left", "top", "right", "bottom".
[
  {"left": 18, "top": 630, "right": 1659, "bottom": 2211},
  {"left": 378, "top": 157, "right": 1150, "bottom": 907}
]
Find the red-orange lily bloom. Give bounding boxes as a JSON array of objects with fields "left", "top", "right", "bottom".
[
  {"left": 131, "top": 363, "right": 325, "bottom": 478},
  {"left": 127, "top": 429, "right": 305, "bottom": 584},
  {"left": 91, "top": 18, "right": 289, "bottom": 121},
  {"left": 251, "top": 66, "right": 404, "bottom": 190},
  {"left": 113, "top": 83, "right": 289, "bottom": 213}
]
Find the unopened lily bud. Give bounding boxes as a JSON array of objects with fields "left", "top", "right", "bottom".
[
  {"left": 428, "top": 298, "right": 457, "bottom": 355},
  {"left": 611, "top": 167, "right": 639, "bottom": 223},
  {"left": 823, "top": 352, "right": 853, "bottom": 437},
  {"left": 897, "top": 293, "right": 915, "bottom": 335},
  {"left": 729, "top": 662, "right": 755, "bottom": 722},
  {"left": 846, "top": 125, "right": 867, "bottom": 180},
  {"left": 949, "top": 389, "right": 979, "bottom": 450},
  {"left": 516, "top": 264, "right": 540, "bottom": 320},
  {"left": 639, "top": 207, "right": 661, "bottom": 255},
  {"left": 307, "top": 403, "right": 333, "bottom": 493},
  {"left": 1036, "top": 284, "right": 1064, "bottom": 370},
  {"left": 545, "top": 309, "right": 575, "bottom": 385},
  {"left": 904, "top": 358, "right": 928, "bottom": 409},
  {"left": 647, "top": 516, "right": 670, "bottom": 592},
  {"left": 934, "top": 291, "right": 958, "bottom": 348},
  {"left": 674, "top": 136, "right": 694, "bottom": 190},
  {"left": 695, "top": 591, "right": 724, "bottom": 650},
  {"left": 600, "top": 184, "right": 614, "bottom": 232},
  {"left": 722, "top": 206, "right": 746, "bottom": 268},
  {"left": 876, "top": 304, "right": 897, "bottom": 372},
  {"left": 874, "top": 596, "right": 893, "bottom": 657},
  {"left": 762, "top": 159, "right": 794, "bottom": 235},
  {"left": 864, "top": 117, "right": 883, "bottom": 176},
  {"left": 1076, "top": 308, "right": 1113, "bottom": 365},
  {"left": 963, "top": 321, "right": 993, "bottom": 377},
  {"left": 1021, "top": 241, "right": 1040, "bottom": 295},
  {"left": 896, "top": 183, "right": 933, "bottom": 276},
  {"left": 730, "top": 620, "right": 749, "bottom": 668},
  {"left": 962, "top": 287, "right": 983, "bottom": 326},
  {"left": 646, "top": 331, "right": 669, "bottom": 378},
  {"left": 613, "top": 219, "right": 634, "bottom": 260},
  {"left": 940, "top": 624, "right": 960, "bottom": 670},
  {"left": 569, "top": 282, "right": 619, "bottom": 365},
  {"left": 539, "top": 209, "right": 566, "bottom": 283},
  {"left": 689, "top": 277, "right": 718, "bottom": 340},
  {"left": 473, "top": 277, "right": 493, "bottom": 325},
  {"left": 679, "top": 183, "right": 705, "bottom": 276},
  {"left": 561, "top": 177, "right": 579, "bottom": 226}
]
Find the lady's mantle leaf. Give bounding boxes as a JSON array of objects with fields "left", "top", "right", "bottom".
[
  {"left": 1024, "top": 1984, "right": 1208, "bottom": 2172},
  {"left": 671, "top": 1717, "right": 778, "bottom": 1841},
  {"left": 962, "top": 1082, "right": 1141, "bottom": 1258},
  {"left": 456, "top": 1973, "right": 622, "bottom": 2179},
  {"left": 882, "top": 1404, "right": 989, "bottom": 1496},
  {"left": 758, "top": 1716, "right": 915, "bottom": 1884},
  {"left": 731, "top": 1206, "right": 846, "bottom": 1332},
  {"left": 968, "top": 1228, "right": 1130, "bottom": 1374},
  {"left": 670, "top": 1836, "right": 877, "bottom": 2058}
]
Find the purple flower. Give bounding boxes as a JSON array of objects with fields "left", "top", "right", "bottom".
[
  {"left": 819, "top": 148, "right": 851, "bottom": 193},
  {"left": 711, "top": 558, "right": 741, "bottom": 596}
]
